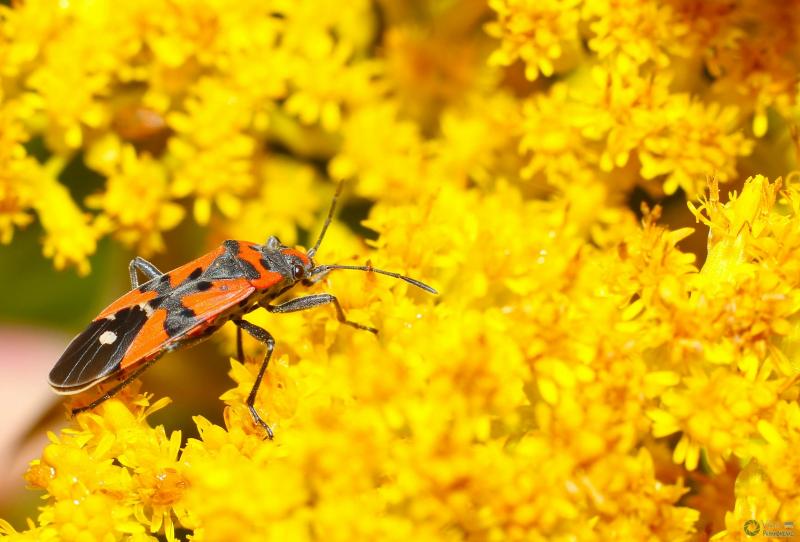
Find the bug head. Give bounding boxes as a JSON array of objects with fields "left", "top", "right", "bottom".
[
  {"left": 290, "top": 183, "right": 438, "bottom": 295},
  {"left": 260, "top": 235, "right": 316, "bottom": 284}
]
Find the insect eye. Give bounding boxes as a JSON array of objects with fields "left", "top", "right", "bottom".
[{"left": 292, "top": 263, "right": 305, "bottom": 279}]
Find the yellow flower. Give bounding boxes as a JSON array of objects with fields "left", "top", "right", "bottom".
[
  {"left": 167, "top": 78, "right": 257, "bottom": 224},
  {"left": 650, "top": 370, "right": 779, "bottom": 471},
  {"left": 582, "top": 449, "right": 698, "bottom": 541},
  {"left": 6, "top": 1, "right": 800, "bottom": 540},
  {"left": 7, "top": 0, "right": 145, "bottom": 151},
  {"left": 0, "top": 97, "right": 37, "bottom": 244},
  {"left": 520, "top": 67, "right": 752, "bottom": 197},
  {"left": 715, "top": 400, "right": 800, "bottom": 540},
  {"left": 220, "top": 357, "right": 299, "bottom": 438},
  {"left": 639, "top": 98, "right": 753, "bottom": 196},
  {"left": 87, "top": 141, "right": 184, "bottom": 254},
  {"left": 21, "top": 390, "right": 183, "bottom": 541},
  {"left": 582, "top": 0, "right": 690, "bottom": 72},
  {"left": 705, "top": 3, "right": 800, "bottom": 137},
  {"left": 33, "top": 165, "right": 99, "bottom": 276},
  {"left": 434, "top": 92, "right": 523, "bottom": 185},
  {"left": 519, "top": 82, "right": 599, "bottom": 186},
  {"left": 281, "top": 0, "right": 382, "bottom": 131},
  {"left": 329, "top": 103, "right": 426, "bottom": 200},
  {"left": 486, "top": 0, "right": 583, "bottom": 80},
  {"left": 217, "top": 156, "right": 323, "bottom": 246},
  {"left": 284, "top": 41, "right": 384, "bottom": 132}
]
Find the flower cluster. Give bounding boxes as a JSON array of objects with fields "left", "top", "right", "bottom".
[
  {"left": 2, "top": 0, "right": 800, "bottom": 541},
  {"left": 0, "top": 0, "right": 380, "bottom": 272}
]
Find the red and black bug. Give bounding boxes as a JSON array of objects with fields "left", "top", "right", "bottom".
[{"left": 49, "top": 184, "right": 436, "bottom": 438}]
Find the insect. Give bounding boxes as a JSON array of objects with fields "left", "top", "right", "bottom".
[{"left": 49, "top": 184, "right": 437, "bottom": 438}]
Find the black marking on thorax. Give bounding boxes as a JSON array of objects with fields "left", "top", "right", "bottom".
[
  {"left": 260, "top": 250, "right": 292, "bottom": 278},
  {"left": 133, "top": 241, "right": 271, "bottom": 338},
  {"left": 223, "top": 239, "right": 239, "bottom": 254},
  {"left": 237, "top": 257, "right": 261, "bottom": 280}
]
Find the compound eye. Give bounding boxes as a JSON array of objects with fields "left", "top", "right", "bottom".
[{"left": 292, "top": 263, "right": 305, "bottom": 279}]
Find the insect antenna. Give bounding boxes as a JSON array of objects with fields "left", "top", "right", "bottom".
[
  {"left": 312, "top": 264, "right": 438, "bottom": 294},
  {"left": 307, "top": 183, "right": 437, "bottom": 294},
  {"left": 308, "top": 182, "right": 344, "bottom": 259}
]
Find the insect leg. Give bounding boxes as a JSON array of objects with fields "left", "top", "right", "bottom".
[
  {"left": 128, "top": 257, "right": 163, "bottom": 288},
  {"left": 233, "top": 319, "right": 275, "bottom": 440},
  {"left": 264, "top": 294, "right": 378, "bottom": 334},
  {"left": 236, "top": 326, "right": 244, "bottom": 361},
  {"left": 71, "top": 358, "right": 157, "bottom": 416}
]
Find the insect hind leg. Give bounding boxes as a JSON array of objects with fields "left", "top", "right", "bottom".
[
  {"left": 70, "top": 359, "right": 157, "bottom": 417},
  {"left": 236, "top": 326, "right": 244, "bottom": 362},
  {"left": 234, "top": 319, "right": 275, "bottom": 440},
  {"left": 128, "top": 256, "right": 163, "bottom": 288}
]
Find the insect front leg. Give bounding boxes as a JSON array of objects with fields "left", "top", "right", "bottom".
[
  {"left": 234, "top": 319, "right": 276, "bottom": 440},
  {"left": 264, "top": 294, "right": 378, "bottom": 334},
  {"left": 128, "top": 256, "right": 163, "bottom": 288}
]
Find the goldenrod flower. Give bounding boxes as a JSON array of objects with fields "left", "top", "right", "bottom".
[
  {"left": 329, "top": 103, "right": 425, "bottom": 200},
  {"left": 486, "top": 0, "right": 583, "bottom": 80},
  {"left": 284, "top": 42, "right": 384, "bottom": 132},
  {"left": 219, "top": 156, "right": 323, "bottom": 246},
  {"left": 281, "top": 0, "right": 382, "bottom": 131},
  {"left": 18, "top": 392, "right": 184, "bottom": 541},
  {"left": 583, "top": 0, "right": 690, "bottom": 72},
  {"left": 522, "top": 68, "right": 753, "bottom": 196},
  {"left": 167, "top": 79, "right": 257, "bottom": 225},
  {"left": 638, "top": 97, "right": 753, "bottom": 195},
  {"left": 0, "top": 98, "right": 37, "bottom": 244},
  {"left": 4, "top": 1, "right": 800, "bottom": 540},
  {"left": 704, "top": 3, "right": 800, "bottom": 138},
  {"left": 87, "top": 141, "right": 184, "bottom": 254},
  {"left": 34, "top": 169, "right": 99, "bottom": 277}
]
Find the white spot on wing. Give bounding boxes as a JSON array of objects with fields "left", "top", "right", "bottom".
[
  {"left": 99, "top": 330, "right": 118, "bottom": 345},
  {"left": 139, "top": 302, "right": 154, "bottom": 317}
]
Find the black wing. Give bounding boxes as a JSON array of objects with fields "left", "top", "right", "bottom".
[{"left": 48, "top": 305, "right": 149, "bottom": 393}]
